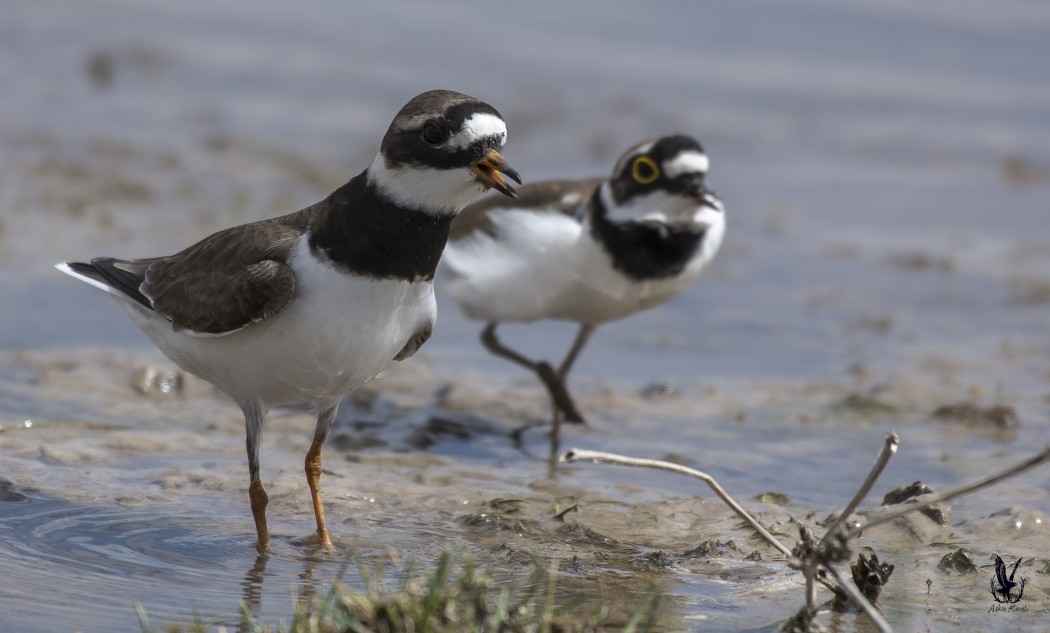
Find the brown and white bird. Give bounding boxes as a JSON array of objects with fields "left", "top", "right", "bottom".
[
  {"left": 56, "top": 90, "right": 520, "bottom": 551},
  {"left": 441, "top": 135, "right": 724, "bottom": 449}
]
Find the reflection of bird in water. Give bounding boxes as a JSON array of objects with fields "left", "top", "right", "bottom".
[
  {"left": 238, "top": 551, "right": 322, "bottom": 633},
  {"left": 240, "top": 553, "right": 268, "bottom": 633},
  {"left": 57, "top": 90, "right": 520, "bottom": 551},
  {"left": 443, "top": 135, "right": 725, "bottom": 453}
]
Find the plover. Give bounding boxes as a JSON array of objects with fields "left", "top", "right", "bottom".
[
  {"left": 56, "top": 90, "right": 520, "bottom": 551},
  {"left": 442, "top": 135, "right": 723, "bottom": 449}
]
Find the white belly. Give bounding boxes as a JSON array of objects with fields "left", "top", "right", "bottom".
[
  {"left": 122, "top": 238, "right": 436, "bottom": 408},
  {"left": 542, "top": 235, "right": 705, "bottom": 324},
  {"left": 443, "top": 210, "right": 721, "bottom": 326}
]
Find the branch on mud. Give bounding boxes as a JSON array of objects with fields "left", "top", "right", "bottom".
[
  {"left": 856, "top": 445, "right": 1050, "bottom": 535},
  {"left": 562, "top": 436, "right": 1050, "bottom": 633},
  {"left": 558, "top": 448, "right": 791, "bottom": 557}
]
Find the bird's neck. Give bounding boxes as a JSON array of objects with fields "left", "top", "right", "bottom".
[
  {"left": 588, "top": 184, "right": 707, "bottom": 281},
  {"left": 308, "top": 171, "right": 453, "bottom": 282}
]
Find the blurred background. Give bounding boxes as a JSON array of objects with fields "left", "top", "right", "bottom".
[
  {"left": 1, "top": 1, "right": 1049, "bottom": 631},
  {"left": 3, "top": 0, "right": 1048, "bottom": 384}
]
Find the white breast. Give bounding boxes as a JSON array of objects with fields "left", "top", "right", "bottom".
[
  {"left": 121, "top": 236, "right": 435, "bottom": 408},
  {"left": 442, "top": 209, "right": 584, "bottom": 323},
  {"left": 442, "top": 207, "right": 723, "bottom": 326}
]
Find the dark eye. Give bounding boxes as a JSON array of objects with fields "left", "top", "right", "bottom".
[
  {"left": 421, "top": 122, "right": 445, "bottom": 145},
  {"left": 632, "top": 156, "right": 660, "bottom": 184}
]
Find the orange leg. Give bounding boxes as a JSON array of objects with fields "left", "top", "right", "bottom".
[
  {"left": 306, "top": 402, "right": 339, "bottom": 550},
  {"left": 242, "top": 400, "right": 271, "bottom": 552},
  {"left": 249, "top": 479, "right": 270, "bottom": 552},
  {"left": 305, "top": 436, "right": 334, "bottom": 550}
]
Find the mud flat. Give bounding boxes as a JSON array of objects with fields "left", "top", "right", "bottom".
[{"left": 1, "top": 345, "right": 1048, "bottom": 631}]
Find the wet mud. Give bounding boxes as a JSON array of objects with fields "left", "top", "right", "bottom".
[{"left": 2, "top": 345, "right": 1049, "bottom": 632}]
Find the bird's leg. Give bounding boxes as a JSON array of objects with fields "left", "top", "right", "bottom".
[
  {"left": 242, "top": 401, "right": 270, "bottom": 553},
  {"left": 480, "top": 322, "right": 538, "bottom": 370},
  {"left": 305, "top": 402, "right": 339, "bottom": 550},
  {"left": 550, "top": 324, "right": 595, "bottom": 424},
  {"left": 548, "top": 401, "right": 563, "bottom": 462},
  {"left": 248, "top": 478, "right": 269, "bottom": 552},
  {"left": 557, "top": 324, "right": 595, "bottom": 384},
  {"left": 481, "top": 322, "right": 585, "bottom": 425},
  {"left": 543, "top": 325, "right": 594, "bottom": 459}
]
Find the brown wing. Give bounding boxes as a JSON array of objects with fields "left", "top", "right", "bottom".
[
  {"left": 139, "top": 213, "right": 310, "bottom": 335},
  {"left": 449, "top": 178, "right": 603, "bottom": 240}
]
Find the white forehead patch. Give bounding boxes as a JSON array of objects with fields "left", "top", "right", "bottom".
[
  {"left": 662, "top": 151, "right": 709, "bottom": 179},
  {"left": 631, "top": 141, "right": 656, "bottom": 156},
  {"left": 449, "top": 113, "right": 507, "bottom": 150}
]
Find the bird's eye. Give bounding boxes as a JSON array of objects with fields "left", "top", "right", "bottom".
[
  {"left": 421, "top": 122, "right": 445, "bottom": 145},
  {"left": 631, "top": 156, "right": 660, "bottom": 184}
]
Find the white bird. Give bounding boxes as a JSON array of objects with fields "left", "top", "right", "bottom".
[
  {"left": 442, "top": 135, "right": 724, "bottom": 449},
  {"left": 56, "top": 89, "right": 520, "bottom": 551}
]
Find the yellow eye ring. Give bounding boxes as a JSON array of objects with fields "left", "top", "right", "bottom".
[{"left": 631, "top": 156, "right": 660, "bottom": 184}]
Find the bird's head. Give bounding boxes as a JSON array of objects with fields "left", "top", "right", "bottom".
[
  {"left": 370, "top": 90, "right": 521, "bottom": 215},
  {"left": 600, "top": 134, "right": 723, "bottom": 230}
]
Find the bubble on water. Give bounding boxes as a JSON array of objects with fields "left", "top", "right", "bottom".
[{"left": 134, "top": 366, "right": 183, "bottom": 396}]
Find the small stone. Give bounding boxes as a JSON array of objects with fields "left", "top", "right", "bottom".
[{"left": 937, "top": 548, "right": 977, "bottom": 575}]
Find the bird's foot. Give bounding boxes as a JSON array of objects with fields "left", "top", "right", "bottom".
[{"left": 298, "top": 529, "right": 335, "bottom": 552}]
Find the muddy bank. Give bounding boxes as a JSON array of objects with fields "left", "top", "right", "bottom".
[{"left": 1, "top": 348, "right": 1048, "bottom": 631}]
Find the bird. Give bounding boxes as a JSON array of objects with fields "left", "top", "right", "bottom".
[
  {"left": 441, "top": 134, "right": 724, "bottom": 451},
  {"left": 56, "top": 89, "right": 521, "bottom": 552}
]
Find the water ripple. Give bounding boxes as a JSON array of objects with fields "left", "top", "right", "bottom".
[{"left": 0, "top": 492, "right": 352, "bottom": 633}]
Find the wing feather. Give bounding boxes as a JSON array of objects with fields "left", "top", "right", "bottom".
[
  {"left": 142, "top": 217, "right": 307, "bottom": 334},
  {"left": 63, "top": 212, "right": 312, "bottom": 336}
]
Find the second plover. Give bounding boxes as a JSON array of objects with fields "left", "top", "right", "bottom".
[{"left": 442, "top": 135, "right": 724, "bottom": 449}]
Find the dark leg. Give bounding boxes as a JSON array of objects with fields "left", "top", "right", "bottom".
[
  {"left": 242, "top": 400, "right": 270, "bottom": 552},
  {"left": 305, "top": 402, "right": 339, "bottom": 550},
  {"left": 548, "top": 402, "right": 563, "bottom": 462},
  {"left": 480, "top": 322, "right": 586, "bottom": 424},
  {"left": 557, "top": 324, "right": 595, "bottom": 384},
  {"left": 547, "top": 325, "right": 594, "bottom": 458},
  {"left": 480, "top": 321, "right": 536, "bottom": 370}
]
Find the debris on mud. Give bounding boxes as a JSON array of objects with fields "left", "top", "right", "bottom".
[
  {"left": 931, "top": 403, "right": 1019, "bottom": 428},
  {"left": 832, "top": 393, "right": 900, "bottom": 417},
  {"left": 640, "top": 382, "right": 678, "bottom": 399},
  {"left": 683, "top": 539, "right": 747, "bottom": 559},
  {"left": 132, "top": 366, "right": 183, "bottom": 396},
  {"left": 755, "top": 492, "right": 792, "bottom": 506},
  {"left": 882, "top": 481, "right": 949, "bottom": 526},
  {"left": 937, "top": 549, "right": 977, "bottom": 575},
  {"left": 460, "top": 498, "right": 536, "bottom": 533},
  {"left": 846, "top": 550, "right": 894, "bottom": 606}
]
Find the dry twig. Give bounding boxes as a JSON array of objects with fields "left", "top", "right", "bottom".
[
  {"left": 562, "top": 435, "right": 1050, "bottom": 633},
  {"left": 856, "top": 445, "right": 1050, "bottom": 535}
]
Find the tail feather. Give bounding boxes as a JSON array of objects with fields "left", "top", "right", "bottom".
[{"left": 55, "top": 259, "right": 153, "bottom": 310}]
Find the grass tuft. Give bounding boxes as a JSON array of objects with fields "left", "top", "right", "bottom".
[{"left": 146, "top": 550, "right": 660, "bottom": 633}]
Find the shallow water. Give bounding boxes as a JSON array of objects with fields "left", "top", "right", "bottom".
[{"left": 2, "top": 1, "right": 1050, "bottom": 631}]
